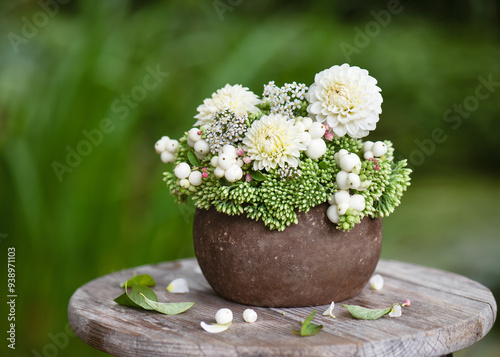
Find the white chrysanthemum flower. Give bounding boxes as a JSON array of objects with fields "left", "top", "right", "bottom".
[
  {"left": 194, "top": 84, "right": 261, "bottom": 126},
  {"left": 306, "top": 63, "right": 382, "bottom": 138},
  {"left": 243, "top": 114, "right": 308, "bottom": 171}
]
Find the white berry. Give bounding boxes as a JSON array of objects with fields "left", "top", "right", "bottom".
[
  {"left": 301, "top": 131, "right": 312, "bottom": 146},
  {"left": 243, "top": 309, "right": 258, "bottom": 323},
  {"left": 308, "top": 122, "right": 325, "bottom": 139},
  {"left": 347, "top": 173, "right": 361, "bottom": 189},
  {"left": 339, "top": 153, "right": 361, "bottom": 173},
  {"left": 372, "top": 141, "right": 387, "bottom": 157},
  {"left": 305, "top": 138, "right": 327, "bottom": 159},
  {"left": 220, "top": 144, "right": 237, "bottom": 158},
  {"left": 194, "top": 139, "right": 210, "bottom": 156},
  {"left": 337, "top": 202, "right": 349, "bottom": 215},
  {"left": 336, "top": 171, "right": 349, "bottom": 190},
  {"left": 350, "top": 194, "right": 366, "bottom": 212},
  {"left": 189, "top": 171, "right": 203, "bottom": 186},
  {"left": 225, "top": 165, "right": 243, "bottom": 182},
  {"left": 363, "top": 151, "right": 374, "bottom": 160},
  {"left": 174, "top": 162, "right": 191, "bottom": 179},
  {"left": 362, "top": 141, "right": 374, "bottom": 153},
  {"left": 188, "top": 128, "right": 202, "bottom": 142},
  {"left": 160, "top": 151, "right": 175, "bottom": 164},
  {"left": 155, "top": 136, "right": 169, "bottom": 153},
  {"left": 334, "top": 149, "right": 349, "bottom": 163},
  {"left": 179, "top": 178, "right": 190, "bottom": 189},
  {"left": 166, "top": 139, "right": 178, "bottom": 153},
  {"left": 326, "top": 204, "right": 340, "bottom": 223},
  {"left": 301, "top": 117, "right": 313, "bottom": 130},
  {"left": 334, "top": 190, "right": 350, "bottom": 205},
  {"left": 210, "top": 156, "right": 219, "bottom": 167},
  {"left": 214, "top": 166, "right": 225, "bottom": 178},
  {"left": 215, "top": 308, "right": 233, "bottom": 325},
  {"left": 218, "top": 153, "right": 234, "bottom": 170}
]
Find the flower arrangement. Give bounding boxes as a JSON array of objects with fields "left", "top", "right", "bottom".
[{"left": 155, "top": 64, "right": 411, "bottom": 231}]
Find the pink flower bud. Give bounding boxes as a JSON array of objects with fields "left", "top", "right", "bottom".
[
  {"left": 324, "top": 123, "right": 331, "bottom": 132},
  {"left": 236, "top": 148, "right": 245, "bottom": 156},
  {"left": 201, "top": 167, "right": 208, "bottom": 172},
  {"left": 375, "top": 165, "right": 380, "bottom": 171},
  {"left": 197, "top": 130, "right": 202, "bottom": 135},
  {"left": 202, "top": 172, "right": 209, "bottom": 179},
  {"left": 324, "top": 132, "right": 334, "bottom": 141},
  {"left": 402, "top": 299, "right": 411, "bottom": 307},
  {"left": 243, "top": 156, "right": 252, "bottom": 165},
  {"left": 245, "top": 173, "right": 253, "bottom": 182}
]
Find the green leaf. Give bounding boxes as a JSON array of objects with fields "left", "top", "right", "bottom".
[
  {"left": 250, "top": 171, "right": 266, "bottom": 181},
  {"left": 292, "top": 310, "right": 323, "bottom": 336},
  {"left": 125, "top": 284, "right": 159, "bottom": 310},
  {"left": 343, "top": 304, "right": 393, "bottom": 320},
  {"left": 120, "top": 274, "right": 156, "bottom": 288},
  {"left": 114, "top": 292, "right": 141, "bottom": 308},
  {"left": 139, "top": 293, "right": 195, "bottom": 315},
  {"left": 187, "top": 150, "right": 201, "bottom": 167}
]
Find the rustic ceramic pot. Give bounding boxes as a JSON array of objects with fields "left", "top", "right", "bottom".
[{"left": 193, "top": 203, "right": 383, "bottom": 308}]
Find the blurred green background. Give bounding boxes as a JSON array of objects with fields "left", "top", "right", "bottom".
[{"left": 1, "top": 0, "right": 499, "bottom": 356}]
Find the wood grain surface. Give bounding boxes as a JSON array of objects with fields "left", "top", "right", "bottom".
[{"left": 68, "top": 259, "right": 497, "bottom": 357}]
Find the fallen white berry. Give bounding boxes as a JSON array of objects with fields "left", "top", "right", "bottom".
[
  {"left": 305, "top": 138, "right": 327, "bottom": 159},
  {"left": 215, "top": 308, "right": 233, "bottom": 325},
  {"left": 243, "top": 309, "right": 258, "bottom": 323},
  {"left": 174, "top": 162, "right": 191, "bottom": 179}
]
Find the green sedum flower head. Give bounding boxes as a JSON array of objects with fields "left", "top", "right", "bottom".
[{"left": 156, "top": 64, "right": 411, "bottom": 231}]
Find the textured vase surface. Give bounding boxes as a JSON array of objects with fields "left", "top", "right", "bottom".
[{"left": 193, "top": 203, "right": 383, "bottom": 307}]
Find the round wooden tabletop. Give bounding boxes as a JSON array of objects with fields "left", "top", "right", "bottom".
[{"left": 68, "top": 258, "right": 496, "bottom": 357}]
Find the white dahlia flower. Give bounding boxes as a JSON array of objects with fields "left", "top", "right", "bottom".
[
  {"left": 194, "top": 84, "right": 261, "bottom": 126},
  {"left": 306, "top": 64, "right": 382, "bottom": 139},
  {"left": 243, "top": 114, "right": 308, "bottom": 171}
]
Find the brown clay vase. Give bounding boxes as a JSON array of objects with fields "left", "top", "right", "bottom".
[{"left": 193, "top": 203, "right": 382, "bottom": 307}]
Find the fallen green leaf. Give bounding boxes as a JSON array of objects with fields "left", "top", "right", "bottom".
[
  {"left": 139, "top": 293, "right": 195, "bottom": 315},
  {"left": 343, "top": 304, "right": 393, "bottom": 320},
  {"left": 293, "top": 310, "right": 323, "bottom": 336},
  {"left": 120, "top": 274, "right": 156, "bottom": 288},
  {"left": 125, "top": 283, "right": 159, "bottom": 310}
]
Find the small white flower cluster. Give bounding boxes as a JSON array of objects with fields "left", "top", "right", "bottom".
[
  {"left": 362, "top": 140, "right": 388, "bottom": 160},
  {"left": 205, "top": 109, "right": 248, "bottom": 154},
  {"left": 211, "top": 144, "right": 244, "bottom": 183},
  {"left": 263, "top": 81, "right": 307, "bottom": 119},
  {"left": 295, "top": 117, "right": 328, "bottom": 160},
  {"left": 326, "top": 150, "right": 370, "bottom": 224},
  {"left": 276, "top": 163, "right": 302, "bottom": 181},
  {"left": 155, "top": 136, "right": 179, "bottom": 164}
]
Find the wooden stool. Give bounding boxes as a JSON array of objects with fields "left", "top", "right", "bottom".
[{"left": 68, "top": 258, "right": 496, "bottom": 356}]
